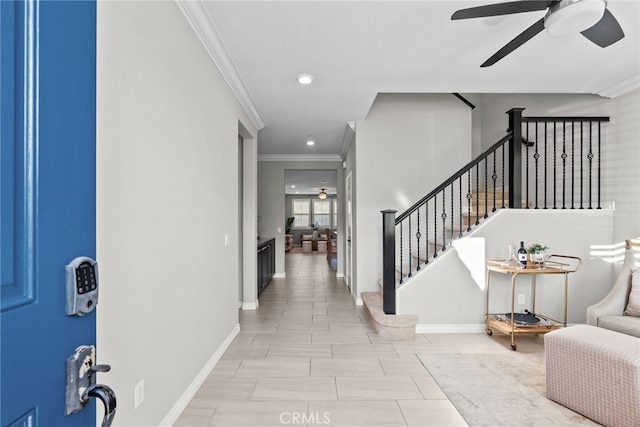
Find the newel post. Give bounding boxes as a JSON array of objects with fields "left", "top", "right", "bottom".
[
  {"left": 381, "top": 209, "right": 397, "bottom": 314},
  {"left": 507, "top": 108, "right": 525, "bottom": 208}
]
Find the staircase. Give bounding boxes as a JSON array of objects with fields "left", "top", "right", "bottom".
[{"left": 377, "top": 108, "right": 610, "bottom": 316}]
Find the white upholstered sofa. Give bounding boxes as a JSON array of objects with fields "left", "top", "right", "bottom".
[{"left": 586, "top": 239, "right": 640, "bottom": 338}]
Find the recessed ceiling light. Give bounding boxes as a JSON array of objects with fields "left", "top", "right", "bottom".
[
  {"left": 306, "top": 140, "right": 315, "bottom": 146},
  {"left": 297, "top": 74, "right": 314, "bottom": 85},
  {"left": 291, "top": 185, "right": 295, "bottom": 188}
]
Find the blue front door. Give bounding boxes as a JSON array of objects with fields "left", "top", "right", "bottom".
[{"left": 1, "top": 1, "right": 97, "bottom": 425}]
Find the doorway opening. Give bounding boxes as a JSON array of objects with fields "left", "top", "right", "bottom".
[{"left": 284, "top": 169, "right": 338, "bottom": 265}]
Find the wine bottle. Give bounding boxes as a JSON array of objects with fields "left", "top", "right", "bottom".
[{"left": 518, "top": 241, "right": 527, "bottom": 266}]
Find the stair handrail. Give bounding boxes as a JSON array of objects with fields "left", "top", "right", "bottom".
[{"left": 395, "top": 132, "right": 513, "bottom": 224}]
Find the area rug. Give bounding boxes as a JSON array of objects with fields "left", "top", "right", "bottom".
[{"left": 418, "top": 352, "right": 599, "bottom": 426}]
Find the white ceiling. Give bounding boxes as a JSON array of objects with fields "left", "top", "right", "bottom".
[
  {"left": 284, "top": 169, "right": 338, "bottom": 195},
  {"left": 196, "top": 0, "right": 640, "bottom": 161}
]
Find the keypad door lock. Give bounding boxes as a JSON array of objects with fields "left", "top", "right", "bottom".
[{"left": 65, "top": 256, "right": 99, "bottom": 316}]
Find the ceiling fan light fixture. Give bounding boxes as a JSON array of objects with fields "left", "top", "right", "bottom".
[
  {"left": 318, "top": 189, "right": 327, "bottom": 200},
  {"left": 545, "top": 0, "right": 606, "bottom": 37}
]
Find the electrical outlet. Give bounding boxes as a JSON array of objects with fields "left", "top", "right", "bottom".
[
  {"left": 134, "top": 379, "right": 144, "bottom": 409},
  {"left": 518, "top": 294, "right": 525, "bottom": 305},
  {"left": 224, "top": 234, "right": 230, "bottom": 247}
]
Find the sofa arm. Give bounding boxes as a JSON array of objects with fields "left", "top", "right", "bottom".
[{"left": 586, "top": 274, "right": 631, "bottom": 326}]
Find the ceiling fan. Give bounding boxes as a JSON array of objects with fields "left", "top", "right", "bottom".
[{"left": 451, "top": 0, "right": 625, "bottom": 67}]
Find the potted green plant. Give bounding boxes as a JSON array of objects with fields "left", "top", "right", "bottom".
[
  {"left": 527, "top": 243, "right": 549, "bottom": 269},
  {"left": 285, "top": 216, "right": 295, "bottom": 234}
]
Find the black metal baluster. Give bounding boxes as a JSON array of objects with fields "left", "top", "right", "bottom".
[
  {"left": 561, "top": 121, "right": 567, "bottom": 209},
  {"left": 459, "top": 176, "right": 464, "bottom": 237},
  {"left": 525, "top": 123, "right": 530, "bottom": 208},
  {"left": 433, "top": 194, "right": 438, "bottom": 258},
  {"left": 425, "top": 200, "right": 429, "bottom": 265},
  {"left": 441, "top": 187, "right": 447, "bottom": 252},
  {"left": 553, "top": 122, "right": 557, "bottom": 209},
  {"left": 475, "top": 165, "right": 480, "bottom": 225},
  {"left": 399, "top": 222, "right": 403, "bottom": 284},
  {"left": 416, "top": 207, "right": 421, "bottom": 271},
  {"left": 534, "top": 123, "right": 540, "bottom": 209},
  {"left": 544, "top": 122, "right": 548, "bottom": 209},
  {"left": 597, "top": 121, "right": 602, "bottom": 209},
  {"left": 491, "top": 152, "right": 497, "bottom": 212},
  {"left": 407, "top": 213, "right": 412, "bottom": 278},
  {"left": 580, "top": 121, "right": 584, "bottom": 209},
  {"left": 450, "top": 182, "right": 454, "bottom": 245},
  {"left": 588, "top": 121, "right": 593, "bottom": 209},
  {"left": 466, "top": 171, "right": 472, "bottom": 232},
  {"left": 501, "top": 144, "right": 506, "bottom": 208},
  {"left": 484, "top": 158, "right": 488, "bottom": 218},
  {"left": 571, "top": 121, "right": 575, "bottom": 209}
]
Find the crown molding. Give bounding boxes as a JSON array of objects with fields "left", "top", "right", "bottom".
[
  {"left": 595, "top": 74, "right": 640, "bottom": 99},
  {"left": 339, "top": 122, "right": 356, "bottom": 159},
  {"left": 175, "top": 0, "right": 265, "bottom": 130},
  {"left": 258, "top": 154, "right": 343, "bottom": 162}
]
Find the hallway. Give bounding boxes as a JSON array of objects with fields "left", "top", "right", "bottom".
[{"left": 175, "top": 252, "right": 540, "bottom": 426}]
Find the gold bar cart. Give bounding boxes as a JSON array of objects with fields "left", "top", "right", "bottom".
[{"left": 485, "top": 255, "right": 582, "bottom": 351}]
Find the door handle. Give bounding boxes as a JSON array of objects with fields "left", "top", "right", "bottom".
[
  {"left": 83, "top": 384, "right": 117, "bottom": 427},
  {"left": 66, "top": 345, "right": 116, "bottom": 426}
]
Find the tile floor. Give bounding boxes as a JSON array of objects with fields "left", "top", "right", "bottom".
[{"left": 175, "top": 252, "right": 545, "bottom": 427}]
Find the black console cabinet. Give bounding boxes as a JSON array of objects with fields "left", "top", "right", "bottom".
[{"left": 257, "top": 237, "right": 275, "bottom": 295}]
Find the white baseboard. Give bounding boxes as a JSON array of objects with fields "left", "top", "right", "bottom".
[
  {"left": 355, "top": 298, "right": 363, "bottom": 306},
  {"left": 159, "top": 324, "right": 241, "bottom": 426},
  {"left": 274, "top": 272, "right": 286, "bottom": 278},
  {"left": 242, "top": 301, "right": 258, "bottom": 310},
  {"left": 416, "top": 324, "right": 486, "bottom": 334},
  {"left": 337, "top": 273, "right": 345, "bottom": 278}
]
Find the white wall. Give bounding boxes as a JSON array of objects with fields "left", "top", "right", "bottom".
[
  {"left": 399, "top": 209, "right": 615, "bottom": 328},
  {"left": 343, "top": 132, "right": 358, "bottom": 298},
  {"left": 97, "top": 2, "right": 256, "bottom": 425},
  {"left": 354, "top": 94, "right": 473, "bottom": 298}
]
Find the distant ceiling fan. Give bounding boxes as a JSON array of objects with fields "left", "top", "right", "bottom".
[{"left": 451, "top": 0, "right": 625, "bottom": 67}]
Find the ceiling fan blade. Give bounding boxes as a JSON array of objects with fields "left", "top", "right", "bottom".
[
  {"left": 481, "top": 18, "right": 545, "bottom": 67},
  {"left": 452, "top": 1, "right": 556, "bottom": 20},
  {"left": 581, "top": 9, "right": 625, "bottom": 48}
]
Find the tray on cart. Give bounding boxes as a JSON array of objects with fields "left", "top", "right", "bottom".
[{"left": 502, "top": 312, "right": 540, "bottom": 324}]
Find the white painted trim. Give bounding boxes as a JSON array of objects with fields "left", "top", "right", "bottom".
[
  {"left": 258, "top": 154, "right": 343, "bottom": 162},
  {"left": 242, "top": 302, "right": 259, "bottom": 310},
  {"left": 175, "top": 0, "right": 265, "bottom": 130},
  {"left": 416, "top": 324, "right": 486, "bottom": 334},
  {"left": 159, "top": 324, "right": 240, "bottom": 426},
  {"left": 337, "top": 273, "right": 345, "bottom": 279},
  {"left": 355, "top": 298, "right": 363, "bottom": 306},
  {"left": 596, "top": 74, "right": 640, "bottom": 99},
  {"left": 339, "top": 122, "right": 356, "bottom": 159},
  {"left": 273, "top": 272, "right": 286, "bottom": 278}
]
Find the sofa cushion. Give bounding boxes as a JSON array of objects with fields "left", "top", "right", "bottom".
[
  {"left": 598, "top": 315, "right": 640, "bottom": 338},
  {"left": 624, "top": 269, "right": 640, "bottom": 317}
]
